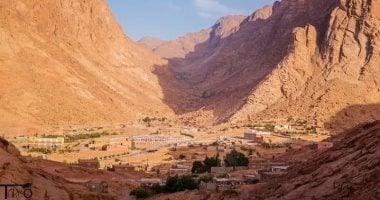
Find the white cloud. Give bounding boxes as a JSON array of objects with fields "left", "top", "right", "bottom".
[{"left": 194, "top": 0, "right": 247, "bottom": 19}]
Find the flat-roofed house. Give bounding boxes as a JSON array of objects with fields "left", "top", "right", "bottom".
[
  {"left": 244, "top": 130, "right": 271, "bottom": 141},
  {"left": 274, "top": 125, "right": 291, "bottom": 132},
  {"left": 169, "top": 168, "right": 190, "bottom": 176},
  {"left": 111, "top": 164, "right": 135, "bottom": 173},
  {"left": 260, "top": 171, "right": 287, "bottom": 182},
  {"left": 199, "top": 182, "right": 217, "bottom": 191},
  {"left": 108, "top": 137, "right": 129, "bottom": 150},
  {"left": 310, "top": 142, "right": 334, "bottom": 150},
  {"left": 29, "top": 137, "right": 64, "bottom": 148},
  {"left": 271, "top": 166, "right": 289, "bottom": 172},
  {"left": 210, "top": 167, "right": 234, "bottom": 175}
]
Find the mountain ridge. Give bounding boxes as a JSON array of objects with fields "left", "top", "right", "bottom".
[
  {"left": 0, "top": 0, "right": 173, "bottom": 134},
  {"left": 138, "top": 15, "right": 247, "bottom": 59}
]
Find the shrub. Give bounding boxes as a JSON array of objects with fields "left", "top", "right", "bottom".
[
  {"left": 203, "top": 155, "right": 221, "bottom": 172},
  {"left": 164, "top": 175, "right": 198, "bottom": 193},
  {"left": 130, "top": 187, "right": 152, "bottom": 199},
  {"left": 192, "top": 154, "right": 221, "bottom": 174},
  {"left": 29, "top": 147, "right": 52, "bottom": 154},
  {"left": 198, "top": 175, "right": 213, "bottom": 183},
  {"left": 151, "top": 183, "right": 164, "bottom": 193},
  {"left": 64, "top": 132, "right": 109, "bottom": 143},
  {"left": 264, "top": 124, "right": 275, "bottom": 131},
  {"left": 192, "top": 161, "right": 206, "bottom": 174},
  {"left": 142, "top": 117, "right": 151, "bottom": 123}
]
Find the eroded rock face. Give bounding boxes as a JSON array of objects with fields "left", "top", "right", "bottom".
[
  {"left": 0, "top": 0, "right": 173, "bottom": 134},
  {"left": 247, "top": 0, "right": 380, "bottom": 130},
  {"left": 157, "top": 0, "right": 380, "bottom": 129},
  {"left": 251, "top": 121, "right": 380, "bottom": 199}
]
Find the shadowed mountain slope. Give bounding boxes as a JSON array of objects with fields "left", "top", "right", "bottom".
[{"left": 154, "top": 0, "right": 380, "bottom": 128}]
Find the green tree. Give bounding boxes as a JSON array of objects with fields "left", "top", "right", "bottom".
[
  {"left": 164, "top": 175, "right": 179, "bottom": 193},
  {"left": 191, "top": 161, "right": 205, "bottom": 174},
  {"left": 224, "top": 149, "right": 249, "bottom": 169},
  {"left": 192, "top": 154, "right": 221, "bottom": 174},
  {"left": 203, "top": 154, "right": 221, "bottom": 172},
  {"left": 164, "top": 175, "right": 198, "bottom": 193},
  {"left": 179, "top": 175, "right": 198, "bottom": 190}
]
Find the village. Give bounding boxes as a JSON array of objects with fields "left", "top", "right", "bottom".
[{"left": 7, "top": 118, "right": 333, "bottom": 197}]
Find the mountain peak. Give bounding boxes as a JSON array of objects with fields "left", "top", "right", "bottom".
[{"left": 138, "top": 36, "right": 165, "bottom": 50}]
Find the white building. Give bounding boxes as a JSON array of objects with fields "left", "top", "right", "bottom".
[
  {"left": 180, "top": 127, "right": 198, "bottom": 135},
  {"left": 271, "top": 166, "right": 289, "bottom": 172},
  {"left": 132, "top": 135, "right": 191, "bottom": 145},
  {"left": 274, "top": 125, "right": 292, "bottom": 132},
  {"left": 29, "top": 137, "right": 65, "bottom": 148},
  {"left": 244, "top": 130, "right": 271, "bottom": 140}
]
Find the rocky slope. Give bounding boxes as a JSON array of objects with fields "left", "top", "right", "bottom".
[
  {"left": 0, "top": 0, "right": 173, "bottom": 134},
  {"left": 0, "top": 137, "right": 139, "bottom": 199},
  {"left": 138, "top": 36, "right": 165, "bottom": 50},
  {"left": 157, "top": 0, "right": 380, "bottom": 129},
  {"left": 248, "top": 121, "right": 380, "bottom": 200}
]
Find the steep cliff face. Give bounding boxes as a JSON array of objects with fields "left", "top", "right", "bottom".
[
  {"left": 238, "top": 0, "right": 380, "bottom": 129},
  {"left": 158, "top": 0, "right": 379, "bottom": 129},
  {"left": 0, "top": 0, "right": 172, "bottom": 134}
]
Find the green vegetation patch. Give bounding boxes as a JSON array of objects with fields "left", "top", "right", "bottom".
[{"left": 29, "top": 147, "right": 52, "bottom": 154}]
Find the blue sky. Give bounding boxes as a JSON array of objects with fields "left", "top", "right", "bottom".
[{"left": 107, "top": 0, "right": 276, "bottom": 41}]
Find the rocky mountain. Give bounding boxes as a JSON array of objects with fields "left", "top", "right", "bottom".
[
  {"left": 249, "top": 121, "right": 380, "bottom": 199},
  {"left": 156, "top": 0, "right": 380, "bottom": 129},
  {"left": 138, "top": 36, "right": 165, "bottom": 50},
  {"left": 140, "top": 15, "right": 246, "bottom": 59},
  {"left": 1, "top": 0, "right": 379, "bottom": 133},
  {"left": 0, "top": 0, "right": 173, "bottom": 134}
]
